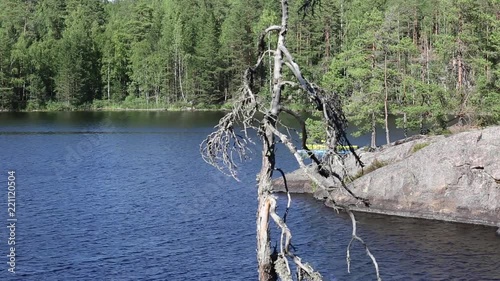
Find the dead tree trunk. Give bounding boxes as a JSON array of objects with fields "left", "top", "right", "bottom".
[
  {"left": 256, "top": 1, "right": 288, "bottom": 278},
  {"left": 202, "top": 1, "right": 381, "bottom": 280},
  {"left": 256, "top": 123, "right": 275, "bottom": 280}
]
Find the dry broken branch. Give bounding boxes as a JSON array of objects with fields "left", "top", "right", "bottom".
[
  {"left": 274, "top": 168, "right": 291, "bottom": 223},
  {"left": 200, "top": 87, "right": 258, "bottom": 179},
  {"left": 280, "top": 44, "right": 363, "bottom": 168},
  {"left": 346, "top": 211, "right": 382, "bottom": 281},
  {"left": 280, "top": 107, "right": 331, "bottom": 178},
  {"left": 268, "top": 195, "right": 323, "bottom": 280},
  {"left": 269, "top": 123, "right": 379, "bottom": 279}
]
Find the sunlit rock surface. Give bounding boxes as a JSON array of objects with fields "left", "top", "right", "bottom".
[{"left": 273, "top": 126, "right": 500, "bottom": 227}]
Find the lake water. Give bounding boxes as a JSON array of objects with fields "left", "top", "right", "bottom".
[{"left": 0, "top": 111, "right": 498, "bottom": 281}]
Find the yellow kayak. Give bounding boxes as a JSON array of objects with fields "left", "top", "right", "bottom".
[{"left": 306, "top": 144, "right": 358, "bottom": 150}]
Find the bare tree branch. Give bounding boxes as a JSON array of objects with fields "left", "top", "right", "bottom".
[
  {"left": 281, "top": 107, "right": 327, "bottom": 169},
  {"left": 346, "top": 211, "right": 382, "bottom": 281},
  {"left": 274, "top": 168, "right": 291, "bottom": 223},
  {"left": 268, "top": 125, "right": 338, "bottom": 205},
  {"left": 200, "top": 87, "right": 258, "bottom": 180},
  {"left": 280, "top": 45, "right": 323, "bottom": 110},
  {"left": 279, "top": 81, "right": 299, "bottom": 88},
  {"left": 269, "top": 195, "right": 323, "bottom": 280},
  {"left": 257, "top": 26, "right": 282, "bottom": 58},
  {"left": 281, "top": 44, "right": 364, "bottom": 168}
]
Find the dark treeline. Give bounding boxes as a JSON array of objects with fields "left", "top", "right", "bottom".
[{"left": 0, "top": 0, "right": 499, "bottom": 131}]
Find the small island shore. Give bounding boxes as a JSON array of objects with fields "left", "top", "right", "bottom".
[{"left": 273, "top": 126, "right": 500, "bottom": 231}]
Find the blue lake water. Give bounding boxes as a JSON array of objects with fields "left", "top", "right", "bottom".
[{"left": 0, "top": 111, "right": 498, "bottom": 281}]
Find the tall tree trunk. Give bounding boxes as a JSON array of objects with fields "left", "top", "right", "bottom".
[
  {"left": 419, "top": 114, "right": 424, "bottom": 133},
  {"left": 413, "top": 7, "right": 418, "bottom": 45},
  {"left": 340, "top": 0, "right": 344, "bottom": 50},
  {"left": 183, "top": 58, "right": 189, "bottom": 103},
  {"left": 397, "top": 15, "right": 401, "bottom": 71},
  {"left": 486, "top": 25, "right": 490, "bottom": 81},
  {"left": 384, "top": 52, "right": 390, "bottom": 145},
  {"left": 257, "top": 127, "right": 275, "bottom": 281},
  {"left": 174, "top": 49, "right": 178, "bottom": 100},
  {"left": 426, "top": 35, "right": 430, "bottom": 85},
  {"left": 457, "top": 52, "right": 463, "bottom": 90},
  {"left": 324, "top": 23, "right": 331, "bottom": 59},
  {"left": 175, "top": 46, "right": 186, "bottom": 103},
  {"left": 107, "top": 63, "right": 111, "bottom": 100},
  {"left": 155, "top": 82, "right": 159, "bottom": 106},
  {"left": 371, "top": 111, "right": 376, "bottom": 149},
  {"left": 369, "top": 41, "right": 377, "bottom": 149},
  {"left": 179, "top": 56, "right": 185, "bottom": 102},
  {"left": 456, "top": 14, "right": 464, "bottom": 93},
  {"left": 256, "top": 1, "right": 288, "bottom": 280},
  {"left": 403, "top": 112, "right": 408, "bottom": 138}
]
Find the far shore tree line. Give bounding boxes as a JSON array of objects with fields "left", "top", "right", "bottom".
[{"left": 0, "top": 0, "right": 499, "bottom": 136}]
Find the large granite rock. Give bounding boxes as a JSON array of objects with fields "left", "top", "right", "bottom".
[{"left": 273, "top": 126, "right": 500, "bottom": 227}]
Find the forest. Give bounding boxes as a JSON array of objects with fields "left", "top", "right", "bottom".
[{"left": 0, "top": 0, "right": 499, "bottom": 132}]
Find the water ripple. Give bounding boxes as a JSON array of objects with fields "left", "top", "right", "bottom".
[{"left": 0, "top": 112, "right": 499, "bottom": 280}]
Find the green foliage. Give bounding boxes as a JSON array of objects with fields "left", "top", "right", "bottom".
[
  {"left": 323, "top": 0, "right": 500, "bottom": 139},
  {"left": 0, "top": 0, "right": 498, "bottom": 124},
  {"left": 220, "top": 102, "right": 233, "bottom": 111},
  {"left": 90, "top": 99, "right": 113, "bottom": 110},
  {"left": 88, "top": 97, "right": 225, "bottom": 111},
  {"left": 411, "top": 142, "right": 430, "bottom": 153},
  {"left": 122, "top": 95, "right": 147, "bottom": 109},
  {"left": 305, "top": 117, "right": 326, "bottom": 144},
  {"left": 349, "top": 159, "right": 389, "bottom": 182},
  {"left": 45, "top": 100, "right": 75, "bottom": 111}
]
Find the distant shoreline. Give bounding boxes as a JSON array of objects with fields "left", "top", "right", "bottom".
[{"left": 0, "top": 106, "right": 230, "bottom": 113}]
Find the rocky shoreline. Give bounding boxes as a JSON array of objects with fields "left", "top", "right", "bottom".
[{"left": 273, "top": 126, "right": 500, "bottom": 232}]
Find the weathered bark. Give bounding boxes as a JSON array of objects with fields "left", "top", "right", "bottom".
[
  {"left": 257, "top": 121, "right": 276, "bottom": 281},
  {"left": 257, "top": 196, "right": 273, "bottom": 280},
  {"left": 256, "top": 1, "right": 288, "bottom": 279}
]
